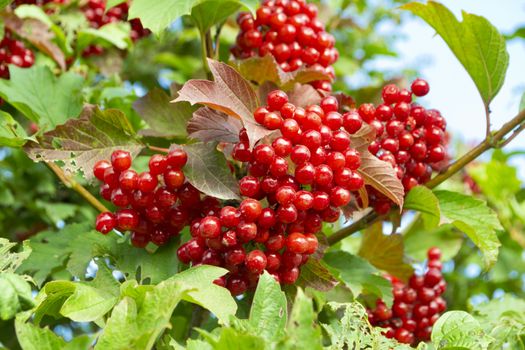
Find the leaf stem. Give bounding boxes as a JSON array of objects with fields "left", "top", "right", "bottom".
[
  {"left": 485, "top": 104, "right": 491, "bottom": 138},
  {"left": 200, "top": 30, "right": 214, "bottom": 80},
  {"left": 46, "top": 162, "right": 109, "bottom": 213},
  {"left": 148, "top": 145, "right": 170, "bottom": 153},
  {"left": 328, "top": 107, "right": 525, "bottom": 246}
]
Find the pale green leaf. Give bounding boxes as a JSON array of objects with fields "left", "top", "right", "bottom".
[
  {"left": 0, "top": 66, "right": 84, "bottom": 130},
  {"left": 435, "top": 190, "right": 502, "bottom": 269},
  {"left": 431, "top": 311, "right": 493, "bottom": 349},
  {"left": 402, "top": 1, "right": 509, "bottom": 107},
  {"left": 249, "top": 271, "right": 287, "bottom": 342},
  {"left": 77, "top": 22, "right": 131, "bottom": 52},
  {"left": 191, "top": 1, "right": 241, "bottom": 34},
  {"left": 0, "top": 238, "right": 31, "bottom": 273},
  {"left": 404, "top": 223, "right": 463, "bottom": 262},
  {"left": 0, "top": 273, "right": 34, "bottom": 320},
  {"left": 15, "top": 312, "right": 66, "bottom": 350},
  {"left": 0, "top": 0, "right": 12, "bottom": 10},
  {"left": 0, "top": 110, "right": 29, "bottom": 147},
  {"left": 324, "top": 251, "right": 393, "bottom": 307},
  {"left": 60, "top": 283, "right": 118, "bottom": 322},
  {"left": 468, "top": 160, "right": 521, "bottom": 200},
  {"left": 404, "top": 186, "right": 440, "bottom": 229}
]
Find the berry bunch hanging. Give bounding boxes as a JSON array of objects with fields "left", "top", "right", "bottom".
[
  {"left": 0, "top": 30, "right": 35, "bottom": 79},
  {"left": 358, "top": 79, "right": 448, "bottom": 213},
  {"left": 184, "top": 90, "right": 364, "bottom": 294},
  {"left": 81, "top": 0, "right": 150, "bottom": 56},
  {"left": 93, "top": 148, "right": 216, "bottom": 248},
  {"left": 231, "top": 0, "right": 338, "bottom": 92},
  {"left": 367, "top": 247, "right": 447, "bottom": 345}
]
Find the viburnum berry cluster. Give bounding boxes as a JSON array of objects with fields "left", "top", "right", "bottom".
[
  {"left": 358, "top": 79, "right": 448, "bottom": 214},
  {"left": 81, "top": 0, "right": 150, "bottom": 56},
  {"left": 93, "top": 148, "right": 212, "bottom": 248},
  {"left": 367, "top": 247, "right": 447, "bottom": 345},
  {"left": 231, "top": 0, "right": 338, "bottom": 92},
  {"left": 192, "top": 90, "right": 364, "bottom": 293},
  {"left": 0, "top": 30, "right": 35, "bottom": 79}
]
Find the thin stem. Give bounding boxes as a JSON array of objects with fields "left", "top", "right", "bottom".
[
  {"left": 148, "top": 145, "right": 170, "bottom": 154},
  {"left": 200, "top": 30, "right": 213, "bottom": 80},
  {"left": 46, "top": 162, "right": 109, "bottom": 213},
  {"left": 214, "top": 22, "right": 225, "bottom": 59},
  {"left": 485, "top": 104, "right": 491, "bottom": 138},
  {"left": 328, "top": 108, "right": 525, "bottom": 246}
]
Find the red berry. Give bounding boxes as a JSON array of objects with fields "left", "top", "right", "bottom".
[
  {"left": 411, "top": 78, "right": 430, "bottom": 97},
  {"left": 199, "top": 216, "right": 221, "bottom": 238},
  {"left": 93, "top": 160, "right": 111, "bottom": 181},
  {"left": 267, "top": 90, "right": 288, "bottom": 111},
  {"left": 245, "top": 250, "right": 267, "bottom": 274},
  {"left": 95, "top": 212, "right": 116, "bottom": 234},
  {"left": 239, "top": 199, "right": 262, "bottom": 222},
  {"left": 111, "top": 150, "right": 132, "bottom": 171},
  {"left": 167, "top": 148, "right": 188, "bottom": 169}
]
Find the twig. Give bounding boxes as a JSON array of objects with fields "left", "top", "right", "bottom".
[
  {"left": 328, "top": 108, "right": 525, "bottom": 246},
  {"left": 148, "top": 145, "right": 170, "bottom": 154},
  {"left": 200, "top": 30, "right": 214, "bottom": 80},
  {"left": 46, "top": 162, "right": 109, "bottom": 213}
]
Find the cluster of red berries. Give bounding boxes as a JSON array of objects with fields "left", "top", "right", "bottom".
[
  {"left": 367, "top": 247, "right": 447, "bottom": 345},
  {"left": 357, "top": 79, "right": 447, "bottom": 213},
  {"left": 0, "top": 31, "right": 35, "bottom": 79},
  {"left": 231, "top": 0, "right": 337, "bottom": 92},
  {"left": 93, "top": 148, "right": 213, "bottom": 248},
  {"left": 81, "top": 0, "right": 149, "bottom": 57},
  {"left": 191, "top": 90, "right": 363, "bottom": 293}
]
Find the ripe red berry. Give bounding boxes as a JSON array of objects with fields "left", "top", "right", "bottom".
[
  {"left": 96, "top": 212, "right": 116, "bottom": 234},
  {"left": 267, "top": 90, "right": 288, "bottom": 111},
  {"left": 111, "top": 150, "right": 132, "bottom": 171},
  {"left": 167, "top": 148, "right": 188, "bottom": 169},
  {"left": 93, "top": 160, "right": 111, "bottom": 181},
  {"left": 239, "top": 198, "right": 262, "bottom": 222},
  {"left": 245, "top": 250, "right": 267, "bottom": 274},
  {"left": 411, "top": 78, "right": 430, "bottom": 97}
]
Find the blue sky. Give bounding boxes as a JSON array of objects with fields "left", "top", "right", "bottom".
[{"left": 370, "top": 1, "right": 525, "bottom": 158}]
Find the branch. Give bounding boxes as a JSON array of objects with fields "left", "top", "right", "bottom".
[
  {"left": 328, "top": 108, "right": 525, "bottom": 246},
  {"left": 46, "top": 162, "right": 109, "bottom": 213}
]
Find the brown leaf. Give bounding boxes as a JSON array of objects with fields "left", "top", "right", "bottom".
[
  {"left": 332, "top": 92, "right": 356, "bottom": 112},
  {"left": 287, "top": 83, "right": 322, "bottom": 107},
  {"left": 2, "top": 13, "right": 65, "bottom": 70},
  {"left": 296, "top": 257, "right": 339, "bottom": 292},
  {"left": 187, "top": 107, "right": 242, "bottom": 143},
  {"left": 24, "top": 106, "right": 144, "bottom": 181},
  {"left": 231, "top": 55, "right": 331, "bottom": 90},
  {"left": 174, "top": 59, "right": 271, "bottom": 148},
  {"left": 351, "top": 124, "right": 405, "bottom": 207},
  {"left": 358, "top": 221, "right": 414, "bottom": 282},
  {"left": 257, "top": 81, "right": 279, "bottom": 105}
]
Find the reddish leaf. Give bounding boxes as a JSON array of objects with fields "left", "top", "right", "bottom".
[
  {"left": 257, "top": 81, "right": 279, "bottom": 106},
  {"left": 287, "top": 83, "right": 322, "bottom": 108},
  {"left": 231, "top": 55, "right": 331, "bottom": 90},
  {"left": 187, "top": 107, "right": 242, "bottom": 143},
  {"left": 133, "top": 88, "right": 194, "bottom": 139},
  {"left": 174, "top": 59, "right": 271, "bottom": 148},
  {"left": 2, "top": 13, "right": 65, "bottom": 70},
  {"left": 351, "top": 124, "right": 405, "bottom": 207},
  {"left": 24, "top": 106, "right": 144, "bottom": 181},
  {"left": 296, "top": 257, "right": 339, "bottom": 292}
]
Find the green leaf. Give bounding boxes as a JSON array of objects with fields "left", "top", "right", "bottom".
[
  {"left": 60, "top": 283, "right": 118, "bottom": 322},
  {"left": 358, "top": 222, "right": 414, "bottom": 281},
  {"left": 431, "top": 311, "right": 493, "bottom": 349},
  {"left": 404, "top": 186, "right": 440, "bottom": 229},
  {"left": 95, "top": 278, "right": 188, "bottom": 350},
  {"left": 24, "top": 107, "right": 144, "bottom": 181},
  {"left": 249, "top": 271, "right": 287, "bottom": 342},
  {"left": 0, "top": 66, "right": 84, "bottom": 130},
  {"left": 77, "top": 22, "right": 131, "bottom": 52},
  {"left": 435, "top": 190, "right": 502, "bottom": 269},
  {"left": 133, "top": 88, "right": 195, "bottom": 139},
  {"left": 191, "top": 1, "right": 241, "bottom": 34},
  {"left": 182, "top": 142, "right": 241, "bottom": 200},
  {"left": 468, "top": 159, "right": 521, "bottom": 201},
  {"left": 402, "top": 1, "right": 509, "bottom": 107},
  {"left": 324, "top": 251, "right": 393, "bottom": 307},
  {"left": 0, "top": 238, "right": 32, "bottom": 273},
  {"left": 281, "top": 288, "right": 323, "bottom": 350},
  {"left": 322, "top": 302, "right": 415, "bottom": 350},
  {"left": 33, "top": 281, "right": 76, "bottom": 325},
  {"left": 0, "top": 0, "right": 12, "bottom": 10},
  {"left": 15, "top": 312, "right": 66, "bottom": 350},
  {"left": 0, "top": 273, "right": 34, "bottom": 320},
  {"left": 404, "top": 223, "right": 463, "bottom": 262},
  {"left": 212, "top": 327, "right": 266, "bottom": 350},
  {"left": 171, "top": 265, "right": 236, "bottom": 323},
  {"left": 106, "top": 0, "right": 126, "bottom": 8}
]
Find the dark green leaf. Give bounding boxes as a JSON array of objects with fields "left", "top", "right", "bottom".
[
  {"left": 24, "top": 107, "right": 144, "bottom": 181},
  {"left": 133, "top": 88, "right": 195, "bottom": 139},
  {"left": 191, "top": 1, "right": 241, "bottom": 34},
  {"left": 249, "top": 271, "right": 287, "bottom": 342},
  {"left": 404, "top": 186, "right": 440, "bottom": 229},
  {"left": 402, "top": 2, "right": 509, "bottom": 107},
  {"left": 182, "top": 142, "right": 241, "bottom": 200},
  {"left": 435, "top": 190, "right": 502, "bottom": 269},
  {"left": 0, "top": 65, "right": 83, "bottom": 130}
]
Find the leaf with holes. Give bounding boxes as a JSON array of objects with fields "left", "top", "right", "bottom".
[
  {"left": 1, "top": 12, "right": 65, "bottom": 69},
  {"left": 182, "top": 142, "right": 241, "bottom": 200},
  {"left": 358, "top": 222, "right": 413, "bottom": 281},
  {"left": 133, "top": 88, "right": 195, "bottom": 139},
  {"left": 351, "top": 125, "right": 404, "bottom": 207},
  {"left": 232, "top": 55, "right": 331, "bottom": 90},
  {"left": 402, "top": 2, "right": 509, "bottom": 108},
  {"left": 174, "top": 59, "right": 271, "bottom": 148},
  {"left": 24, "top": 106, "right": 144, "bottom": 181},
  {"left": 187, "top": 107, "right": 243, "bottom": 143}
]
